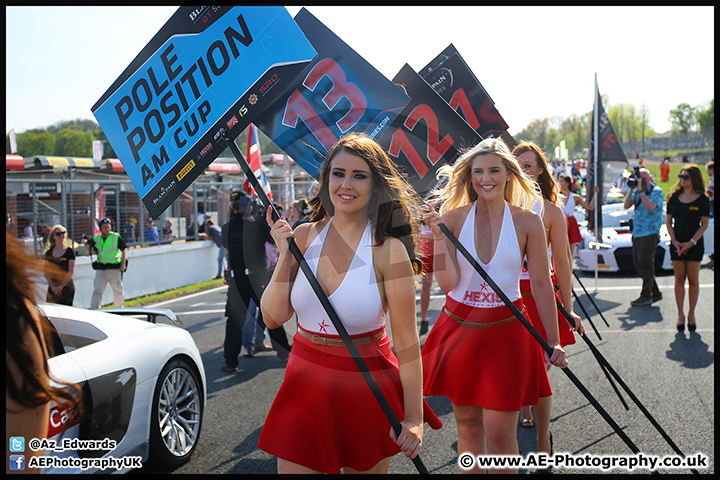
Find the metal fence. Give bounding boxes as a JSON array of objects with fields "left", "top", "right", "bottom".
[{"left": 6, "top": 177, "right": 316, "bottom": 256}]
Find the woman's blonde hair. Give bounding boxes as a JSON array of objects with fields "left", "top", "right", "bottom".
[
  {"left": 45, "top": 224, "right": 67, "bottom": 253},
  {"left": 432, "top": 137, "right": 542, "bottom": 213}
]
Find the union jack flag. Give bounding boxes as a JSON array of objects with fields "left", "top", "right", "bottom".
[{"left": 244, "top": 123, "right": 273, "bottom": 200}]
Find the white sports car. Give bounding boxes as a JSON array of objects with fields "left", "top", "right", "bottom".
[
  {"left": 576, "top": 203, "right": 714, "bottom": 273},
  {"left": 37, "top": 304, "right": 206, "bottom": 474}
]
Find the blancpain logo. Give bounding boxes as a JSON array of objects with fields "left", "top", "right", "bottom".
[{"left": 430, "top": 68, "right": 453, "bottom": 92}]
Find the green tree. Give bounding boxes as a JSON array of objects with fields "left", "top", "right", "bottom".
[
  {"left": 668, "top": 103, "right": 697, "bottom": 135},
  {"left": 54, "top": 126, "right": 92, "bottom": 157},
  {"left": 47, "top": 118, "right": 100, "bottom": 134},
  {"left": 16, "top": 131, "right": 56, "bottom": 156},
  {"left": 515, "top": 118, "right": 550, "bottom": 149},
  {"left": 608, "top": 103, "right": 639, "bottom": 143},
  {"left": 697, "top": 99, "right": 714, "bottom": 133},
  {"left": 638, "top": 102, "right": 651, "bottom": 148}
]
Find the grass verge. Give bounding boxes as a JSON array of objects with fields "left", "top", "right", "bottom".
[{"left": 103, "top": 278, "right": 226, "bottom": 309}]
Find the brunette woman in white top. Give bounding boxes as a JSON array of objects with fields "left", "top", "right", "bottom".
[{"left": 258, "top": 133, "right": 441, "bottom": 474}]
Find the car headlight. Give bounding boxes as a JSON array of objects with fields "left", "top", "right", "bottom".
[{"left": 588, "top": 241, "right": 613, "bottom": 250}]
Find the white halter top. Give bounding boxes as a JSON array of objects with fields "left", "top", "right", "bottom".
[
  {"left": 291, "top": 218, "right": 386, "bottom": 335},
  {"left": 448, "top": 201, "right": 522, "bottom": 308},
  {"left": 562, "top": 191, "right": 576, "bottom": 216},
  {"left": 521, "top": 198, "right": 552, "bottom": 280}
]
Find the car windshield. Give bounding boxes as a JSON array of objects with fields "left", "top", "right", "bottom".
[{"left": 603, "top": 207, "right": 633, "bottom": 228}]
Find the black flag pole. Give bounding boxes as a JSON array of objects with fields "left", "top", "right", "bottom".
[
  {"left": 552, "top": 286, "right": 629, "bottom": 410},
  {"left": 572, "top": 287, "right": 603, "bottom": 341},
  {"left": 573, "top": 270, "right": 611, "bottom": 327},
  {"left": 222, "top": 132, "right": 430, "bottom": 475},
  {"left": 521, "top": 260, "right": 625, "bottom": 409}
]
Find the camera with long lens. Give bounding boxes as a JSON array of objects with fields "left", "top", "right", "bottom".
[
  {"left": 626, "top": 167, "right": 642, "bottom": 189},
  {"left": 82, "top": 233, "right": 96, "bottom": 247}
]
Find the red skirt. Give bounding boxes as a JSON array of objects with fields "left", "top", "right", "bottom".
[
  {"left": 566, "top": 215, "right": 583, "bottom": 244},
  {"left": 420, "top": 238, "right": 434, "bottom": 274},
  {"left": 258, "top": 326, "right": 442, "bottom": 473},
  {"left": 422, "top": 297, "right": 551, "bottom": 411},
  {"left": 520, "top": 279, "right": 576, "bottom": 347}
]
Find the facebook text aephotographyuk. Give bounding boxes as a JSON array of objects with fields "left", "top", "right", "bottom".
[
  {"left": 458, "top": 452, "right": 709, "bottom": 471},
  {"left": 28, "top": 455, "right": 142, "bottom": 471}
]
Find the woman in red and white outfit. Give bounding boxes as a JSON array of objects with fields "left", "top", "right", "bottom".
[
  {"left": 422, "top": 138, "right": 568, "bottom": 474},
  {"left": 559, "top": 174, "right": 598, "bottom": 259},
  {"left": 514, "top": 142, "right": 585, "bottom": 460},
  {"left": 259, "top": 133, "right": 441, "bottom": 474}
]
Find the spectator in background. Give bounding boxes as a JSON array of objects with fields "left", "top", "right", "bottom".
[
  {"left": 43, "top": 225, "right": 76, "bottom": 306},
  {"left": 666, "top": 165, "right": 710, "bottom": 331},
  {"left": 705, "top": 161, "right": 715, "bottom": 270},
  {"left": 205, "top": 218, "right": 226, "bottom": 279},
  {"left": 143, "top": 218, "right": 160, "bottom": 246},
  {"left": 661, "top": 158, "right": 671, "bottom": 182},
  {"left": 23, "top": 222, "right": 34, "bottom": 238},
  {"left": 197, "top": 210, "right": 207, "bottom": 236},
  {"left": 286, "top": 197, "right": 309, "bottom": 228},
  {"left": 121, "top": 219, "right": 136, "bottom": 244},
  {"left": 162, "top": 219, "right": 174, "bottom": 241},
  {"left": 6, "top": 233, "right": 83, "bottom": 474},
  {"left": 40, "top": 225, "right": 51, "bottom": 246},
  {"left": 624, "top": 168, "right": 665, "bottom": 306},
  {"left": 706, "top": 161, "right": 714, "bottom": 217}
]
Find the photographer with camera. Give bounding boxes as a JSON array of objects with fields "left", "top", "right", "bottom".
[
  {"left": 84, "top": 218, "right": 128, "bottom": 309},
  {"left": 623, "top": 167, "right": 665, "bottom": 306}
]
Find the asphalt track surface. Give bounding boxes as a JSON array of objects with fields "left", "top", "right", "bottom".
[{"left": 134, "top": 266, "right": 714, "bottom": 475}]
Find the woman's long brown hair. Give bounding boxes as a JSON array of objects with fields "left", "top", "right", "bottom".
[{"left": 6, "top": 232, "right": 82, "bottom": 420}]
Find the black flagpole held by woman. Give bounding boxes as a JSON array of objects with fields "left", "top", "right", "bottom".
[
  {"left": 573, "top": 270, "right": 611, "bottom": 327},
  {"left": 553, "top": 291, "right": 629, "bottom": 410},
  {"left": 222, "top": 132, "right": 430, "bottom": 475},
  {"left": 572, "top": 287, "right": 603, "bottom": 341}
]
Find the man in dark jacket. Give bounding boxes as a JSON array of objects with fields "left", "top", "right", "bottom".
[{"left": 220, "top": 190, "right": 290, "bottom": 372}]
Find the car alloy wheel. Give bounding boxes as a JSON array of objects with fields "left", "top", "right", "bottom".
[{"left": 150, "top": 358, "right": 203, "bottom": 467}]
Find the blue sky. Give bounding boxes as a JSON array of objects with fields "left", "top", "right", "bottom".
[{"left": 5, "top": 6, "right": 714, "bottom": 136}]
